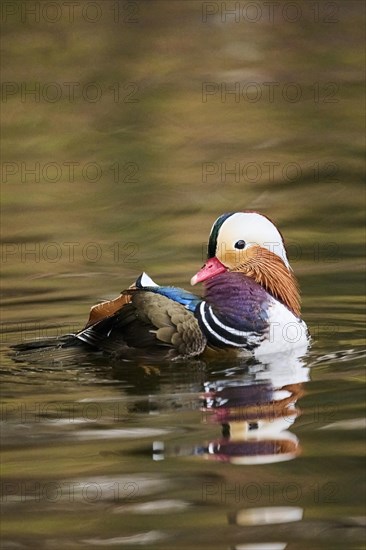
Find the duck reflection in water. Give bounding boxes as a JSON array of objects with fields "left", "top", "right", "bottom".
[
  {"left": 201, "top": 364, "right": 307, "bottom": 465},
  {"left": 154, "top": 350, "right": 309, "bottom": 466}
]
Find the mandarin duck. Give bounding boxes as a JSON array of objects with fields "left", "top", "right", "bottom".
[{"left": 68, "top": 211, "right": 309, "bottom": 359}]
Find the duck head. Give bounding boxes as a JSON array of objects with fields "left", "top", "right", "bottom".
[{"left": 191, "top": 212, "right": 301, "bottom": 316}]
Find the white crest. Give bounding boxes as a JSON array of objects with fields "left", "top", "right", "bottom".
[{"left": 217, "top": 212, "right": 291, "bottom": 269}]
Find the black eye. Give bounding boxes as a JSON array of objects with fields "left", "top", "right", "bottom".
[{"left": 234, "top": 240, "right": 246, "bottom": 250}]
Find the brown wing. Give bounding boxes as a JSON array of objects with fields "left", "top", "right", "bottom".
[
  {"left": 85, "top": 281, "right": 137, "bottom": 328},
  {"left": 85, "top": 293, "right": 132, "bottom": 328},
  {"left": 76, "top": 290, "right": 206, "bottom": 358}
]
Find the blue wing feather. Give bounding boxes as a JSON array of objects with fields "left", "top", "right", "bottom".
[
  {"left": 152, "top": 286, "right": 201, "bottom": 312},
  {"left": 135, "top": 272, "right": 201, "bottom": 312}
]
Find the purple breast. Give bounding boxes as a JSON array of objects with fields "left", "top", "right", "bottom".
[{"left": 203, "top": 272, "right": 270, "bottom": 334}]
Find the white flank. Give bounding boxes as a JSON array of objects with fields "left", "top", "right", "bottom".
[{"left": 254, "top": 298, "right": 309, "bottom": 357}]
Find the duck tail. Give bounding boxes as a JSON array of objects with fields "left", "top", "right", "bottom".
[{"left": 11, "top": 333, "right": 81, "bottom": 352}]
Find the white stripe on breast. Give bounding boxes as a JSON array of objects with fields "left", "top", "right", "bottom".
[
  {"left": 208, "top": 306, "right": 255, "bottom": 337},
  {"left": 199, "top": 303, "right": 244, "bottom": 346}
]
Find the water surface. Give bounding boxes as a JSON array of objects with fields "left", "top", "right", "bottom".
[{"left": 1, "top": 1, "right": 365, "bottom": 549}]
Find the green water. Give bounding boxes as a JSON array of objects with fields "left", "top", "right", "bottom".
[{"left": 1, "top": 1, "right": 365, "bottom": 549}]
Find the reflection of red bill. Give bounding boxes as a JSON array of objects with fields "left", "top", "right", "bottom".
[
  {"left": 191, "top": 257, "right": 227, "bottom": 286},
  {"left": 206, "top": 434, "right": 300, "bottom": 465}
]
